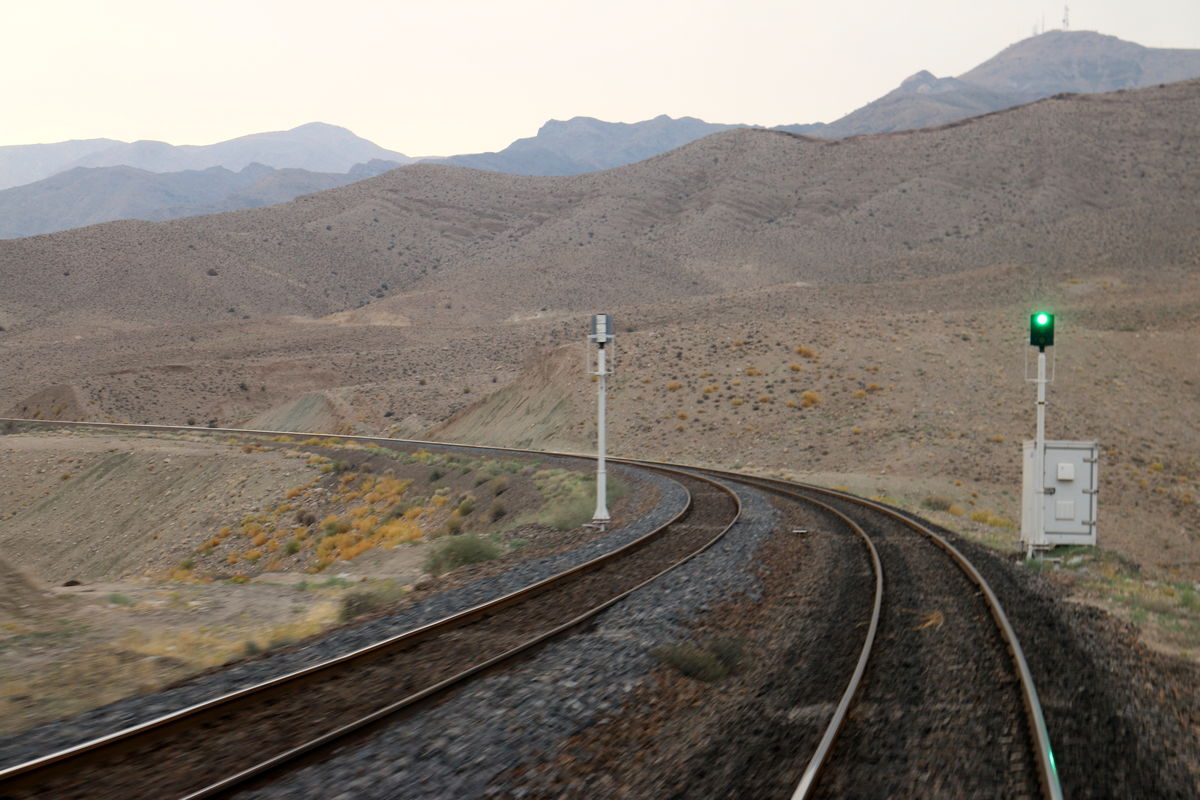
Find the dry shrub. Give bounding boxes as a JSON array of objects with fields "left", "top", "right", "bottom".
[
  {"left": 340, "top": 583, "right": 407, "bottom": 621},
  {"left": 424, "top": 534, "right": 501, "bottom": 576},
  {"left": 794, "top": 345, "right": 816, "bottom": 358},
  {"left": 352, "top": 515, "right": 379, "bottom": 534},
  {"left": 922, "top": 496, "right": 954, "bottom": 512},
  {"left": 654, "top": 638, "right": 743, "bottom": 682},
  {"left": 800, "top": 391, "right": 820, "bottom": 407},
  {"left": 666, "top": 381, "right": 682, "bottom": 391},
  {"left": 969, "top": 510, "right": 1014, "bottom": 529}
]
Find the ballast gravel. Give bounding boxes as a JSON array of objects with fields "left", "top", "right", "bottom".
[
  {"left": 0, "top": 464, "right": 685, "bottom": 772},
  {"left": 243, "top": 473, "right": 778, "bottom": 800}
]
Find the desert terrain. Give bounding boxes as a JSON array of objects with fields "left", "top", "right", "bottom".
[
  {"left": 0, "top": 79, "right": 1197, "bottom": 736},
  {"left": 0, "top": 425, "right": 651, "bottom": 734}
]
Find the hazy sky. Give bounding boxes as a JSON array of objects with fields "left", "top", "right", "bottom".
[{"left": 4, "top": 0, "right": 1199, "bottom": 156}]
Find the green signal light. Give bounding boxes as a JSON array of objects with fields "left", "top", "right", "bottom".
[{"left": 1030, "top": 311, "right": 1055, "bottom": 349}]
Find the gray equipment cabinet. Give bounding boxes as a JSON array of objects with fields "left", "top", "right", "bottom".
[{"left": 1021, "top": 439, "right": 1099, "bottom": 548}]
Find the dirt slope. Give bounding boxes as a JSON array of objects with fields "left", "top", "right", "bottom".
[
  {"left": 1, "top": 80, "right": 1197, "bottom": 332},
  {"left": 0, "top": 433, "right": 312, "bottom": 583}
]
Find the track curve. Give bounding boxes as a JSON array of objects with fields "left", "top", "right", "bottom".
[{"left": 0, "top": 420, "right": 1061, "bottom": 798}]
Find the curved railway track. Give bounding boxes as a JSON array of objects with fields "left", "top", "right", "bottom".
[
  {"left": 676, "top": 468, "right": 1062, "bottom": 800},
  {"left": 0, "top": 424, "right": 740, "bottom": 800},
  {"left": 0, "top": 420, "right": 1061, "bottom": 798}
]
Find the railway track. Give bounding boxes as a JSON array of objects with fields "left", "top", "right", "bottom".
[
  {"left": 680, "top": 469, "right": 1061, "bottom": 799},
  {"left": 0, "top": 421, "right": 1061, "bottom": 798},
  {"left": 0, "top": 424, "right": 740, "bottom": 800}
]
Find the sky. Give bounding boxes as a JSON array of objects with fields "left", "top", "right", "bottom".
[{"left": 3, "top": 0, "right": 1199, "bottom": 157}]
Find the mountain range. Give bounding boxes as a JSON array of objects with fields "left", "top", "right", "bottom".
[
  {"left": 0, "top": 122, "right": 411, "bottom": 191},
  {"left": 3, "top": 77, "right": 1196, "bottom": 332},
  {"left": 1, "top": 30, "right": 1198, "bottom": 239}
]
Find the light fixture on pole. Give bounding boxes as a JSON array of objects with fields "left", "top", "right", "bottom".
[
  {"left": 1021, "top": 310, "right": 1099, "bottom": 557},
  {"left": 1029, "top": 312, "right": 1053, "bottom": 558},
  {"left": 589, "top": 314, "right": 614, "bottom": 527}
]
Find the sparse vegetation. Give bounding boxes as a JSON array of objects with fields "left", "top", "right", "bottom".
[
  {"left": 339, "top": 581, "right": 408, "bottom": 621},
  {"left": 424, "top": 534, "right": 502, "bottom": 576},
  {"left": 654, "top": 638, "right": 743, "bottom": 682},
  {"left": 922, "top": 496, "right": 954, "bottom": 512}
]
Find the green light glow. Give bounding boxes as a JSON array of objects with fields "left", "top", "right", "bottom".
[{"left": 1035, "top": 312, "right": 1050, "bottom": 326}]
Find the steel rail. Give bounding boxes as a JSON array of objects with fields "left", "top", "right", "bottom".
[
  {"left": 184, "top": 464, "right": 741, "bottom": 799},
  {"left": 676, "top": 466, "right": 1063, "bottom": 800},
  {"left": 669, "top": 469, "right": 883, "bottom": 799},
  {"left": 0, "top": 419, "right": 1059, "bottom": 796},
  {"left": 0, "top": 423, "right": 742, "bottom": 799}
]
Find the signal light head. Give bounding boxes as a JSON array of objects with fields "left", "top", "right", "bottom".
[{"left": 1030, "top": 311, "right": 1054, "bottom": 350}]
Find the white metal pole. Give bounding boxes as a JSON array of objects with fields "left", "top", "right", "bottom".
[
  {"left": 1031, "top": 349, "right": 1047, "bottom": 557},
  {"left": 594, "top": 343, "right": 610, "bottom": 525}
]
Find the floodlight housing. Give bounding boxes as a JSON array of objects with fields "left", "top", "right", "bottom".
[{"left": 591, "top": 314, "right": 613, "bottom": 345}]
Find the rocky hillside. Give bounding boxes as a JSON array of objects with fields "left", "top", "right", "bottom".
[{"left": 1, "top": 79, "right": 1197, "bottom": 332}]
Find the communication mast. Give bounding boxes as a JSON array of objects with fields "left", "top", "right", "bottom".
[{"left": 1063, "top": 4, "right": 1070, "bottom": 30}]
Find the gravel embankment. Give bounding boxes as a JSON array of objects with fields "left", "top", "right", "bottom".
[
  {"left": 0, "top": 465, "right": 686, "bottom": 772},
  {"left": 244, "top": 474, "right": 778, "bottom": 799},
  {"left": 885, "top": 506, "right": 1200, "bottom": 799}
]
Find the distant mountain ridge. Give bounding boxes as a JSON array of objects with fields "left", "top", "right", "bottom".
[
  {"left": 435, "top": 115, "right": 742, "bottom": 175},
  {"left": 442, "top": 30, "right": 1200, "bottom": 169},
  {"left": 805, "top": 30, "right": 1200, "bottom": 138},
  {"left": 0, "top": 160, "right": 403, "bottom": 239},
  {"left": 0, "top": 122, "right": 411, "bottom": 191},
  {"left": 3, "top": 77, "right": 1197, "bottom": 332},
  {"left": 2, "top": 30, "right": 1198, "bottom": 238}
]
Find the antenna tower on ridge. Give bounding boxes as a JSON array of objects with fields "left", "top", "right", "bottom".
[{"left": 1063, "top": 5, "right": 1070, "bottom": 30}]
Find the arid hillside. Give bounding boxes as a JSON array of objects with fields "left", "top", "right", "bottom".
[
  {"left": 0, "top": 79, "right": 1197, "bottom": 585},
  {"left": 1, "top": 80, "right": 1198, "bottom": 335}
]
